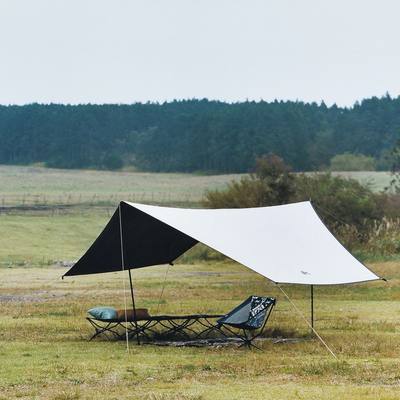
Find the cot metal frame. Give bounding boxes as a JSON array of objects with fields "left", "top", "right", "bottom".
[
  {"left": 87, "top": 314, "right": 223, "bottom": 342},
  {"left": 87, "top": 297, "right": 276, "bottom": 348}
]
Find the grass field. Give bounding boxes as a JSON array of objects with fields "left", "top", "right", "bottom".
[
  {"left": 0, "top": 261, "right": 399, "bottom": 399},
  {"left": 331, "top": 171, "right": 393, "bottom": 192},
  {"left": 0, "top": 165, "right": 243, "bottom": 207},
  {"left": 0, "top": 211, "right": 109, "bottom": 266},
  {"left": 0, "top": 165, "right": 393, "bottom": 208},
  {"left": 0, "top": 165, "right": 399, "bottom": 399}
]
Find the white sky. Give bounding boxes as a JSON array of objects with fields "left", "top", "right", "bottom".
[{"left": 0, "top": 0, "right": 399, "bottom": 106}]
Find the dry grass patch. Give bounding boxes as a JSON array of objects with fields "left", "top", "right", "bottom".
[{"left": 0, "top": 261, "right": 400, "bottom": 398}]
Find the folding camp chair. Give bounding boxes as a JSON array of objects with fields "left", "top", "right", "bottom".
[{"left": 206, "top": 296, "right": 276, "bottom": 349}]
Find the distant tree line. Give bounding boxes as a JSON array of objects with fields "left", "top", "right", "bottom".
[{"left": 0, "top": 95, "right": 399, "bottom": 173}]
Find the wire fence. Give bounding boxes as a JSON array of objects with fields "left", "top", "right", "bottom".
[{"left": 0, "top": 192, "right": 203, "bottom": 215}]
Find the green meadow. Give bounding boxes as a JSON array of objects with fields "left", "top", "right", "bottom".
[
  {"left": 0, "top": 165, "right": 243, "bottom": 207},
  {"left": 0, "top": 165, "right": 392, "bottom": 208},
  {"left": 0, "top": 165, "right": 399, "bottom": 399}
]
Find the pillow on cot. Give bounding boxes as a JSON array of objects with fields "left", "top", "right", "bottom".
[
  {"left": 87, "top": 306, "right": 118, "bottom": 321},
  {"left": 116, "top": 308, "right": 150, "bottom": 321}
]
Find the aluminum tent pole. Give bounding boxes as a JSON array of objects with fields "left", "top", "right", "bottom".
[
  {"left": 119, "top": 202, "right": 141, "bottom": 346},
  {"left": 128, "top": 269, "right": 140, "bottom": 345},
  {"left": 310, "top": 285, "right": 314, "bottom": 332},
  {"left": 118, "top": 203, "right": 130, "bottom": 351},
  {"left": 277, "top": 284, "right": 337, "bottom": 359},
  {"left": 310, "top": 199, "right": 315, "bottom": 333}
]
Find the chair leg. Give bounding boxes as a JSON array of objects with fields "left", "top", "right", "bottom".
[
  {"left": 248, "top": 341, "right": 263, "bottom": 351},
  {"left": 243, "top": 329, "right": 252, "bottom": 350}
]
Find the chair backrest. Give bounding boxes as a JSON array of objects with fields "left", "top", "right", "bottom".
[{"left": 217, "top": 296, "right": 276, "bottom": 330}]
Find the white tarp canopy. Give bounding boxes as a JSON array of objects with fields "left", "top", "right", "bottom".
[
  {"left": 126, "top": 201, "right": 380, "bottom": 285},
  {"left": 64, "top": 200, "right": 380, "bottom": 285}
]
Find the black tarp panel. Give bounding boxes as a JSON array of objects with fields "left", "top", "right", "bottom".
[{"left": 63, "top": 202, "right": 198, "bottom": 277}]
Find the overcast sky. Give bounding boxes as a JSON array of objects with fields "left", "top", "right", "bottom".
[{"left": 0, "top": 0, "right": 399, "bottom": 106}]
